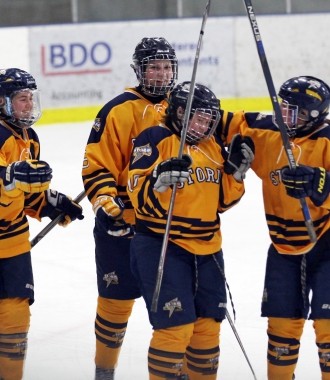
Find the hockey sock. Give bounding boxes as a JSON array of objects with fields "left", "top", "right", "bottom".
[
  {"left": 94, "top": 296, "right": 134, "bottom": 370},
  {"left": 267, "top": 317, "right": 304, "bottom": 380},
  {"left": 314, "top": 319, "right": 330, "bottom": 379},
  {"left": 183, "top": 318, "right": 220, "bottom": 380},
  {"left": 148, "top": 323, "right": 194, "bottom": 379},
  {"left": 0, "top": 298, "right": 30, "bottom": 380}
]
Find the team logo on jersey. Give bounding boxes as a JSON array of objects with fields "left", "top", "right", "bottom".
[
  {"left": 103, "top": 271, "right": 119, "bottom": 287},
  {"left": 163, "top": 297, "right": 183, "bottom": 317},
  {"left": 131, "top": 144, "right": 152, "bottom": 164},
  {"left": 92, "top": 118, "right": 101, "bottom": 132}
]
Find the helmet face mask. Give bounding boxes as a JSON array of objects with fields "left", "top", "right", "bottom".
[
  {"left": 277, "top": 76, "right": 330, "bottom": 137},
  {"left": 186, "top": 108, "right": 219, "bottom": 144},
  {"left": 132, "top": 37, "right": 178, "bottom": 96},
  {"left": 167, "top": 81, "right": 221, "bottom": 145},
  {"left": 0, "top": 68, "right": 41, "bottom": 128}
]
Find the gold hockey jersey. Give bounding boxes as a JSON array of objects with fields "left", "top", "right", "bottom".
[
  {"left": 82, "top": 87, "right": 168, "bottom": 225},
  {"left": 127, "top": 124, "right": 245, "bottom": 255},
  {"left": 218, "top": 110, "right": 330, "bottom": 255},
  {"left": 0, "top": 122, "right": 46, "bottom": 258}
]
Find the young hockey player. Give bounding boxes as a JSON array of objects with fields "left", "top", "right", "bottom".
[
  {"left": 82, "top": 37, "right": 178, "bottom": 379},
  {"left": 127, "top": 81, "right": 255, "bottom": 379},
  {"left": 0, "top": 67, "right": 84, "bottom": 380},
  {"left": 218, "top": 75, "right": 330, "bottom": 379}
]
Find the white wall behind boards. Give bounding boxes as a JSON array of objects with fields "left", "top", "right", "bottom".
[{"left": 0, "top": 13, "right": 329, "bottom": 109}]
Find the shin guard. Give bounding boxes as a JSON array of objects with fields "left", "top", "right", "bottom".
[
  {"left": 0, "top": 298, "right": 30, "bottom": 380},
  {"left": 314, "top": 319, "right": 330, "bottom": 379},
  {"left": 148, "top": 324, "right": 194, "bottom": 379},
  {"left": 183, "top": 318, "right": 220, "bottom": 380},
  {"left": 94, "top": 297, "right": 134, "bottom": 370},
  {"left": 267, "top": 317, "right": 304, "bottom": 380}
]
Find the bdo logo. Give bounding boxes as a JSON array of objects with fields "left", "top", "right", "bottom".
[{"left": 41, "top": 41, "right": 112, "bottom": 76}]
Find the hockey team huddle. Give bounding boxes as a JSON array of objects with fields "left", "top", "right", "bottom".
[{"left": 0, "top": 31, "right": 330, "bottom": 380}]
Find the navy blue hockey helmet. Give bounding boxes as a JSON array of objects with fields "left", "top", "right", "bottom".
[
  {"left": 0, "top": 68, "right": 41, "bottom": 128},
  {"left": 278, "top": 75, "right": 330, "bottom": 136},
  {"left": 131, "top": 37, "right": 178, "bottom": 96},
  {"left": 166, "top": 81, "right": 221, "bottom": 144}
]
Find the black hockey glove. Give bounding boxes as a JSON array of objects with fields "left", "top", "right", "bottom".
[
  {"left": 41, "top": 189, "right": 84, "bottom": 226},
  {"left": 2, "top": 159, "right": 52, "bottom": 193},
  {"left": 224, "top": 134, "right": 255, "bottom": 182},
  {"left": 93, "top": 195, "right": 134, "bottom": 237},
  {"left": 281, "top": 165, "right": 330, "bottom": 206},
  {"left": 151, "top": 154, "right": 192, "bottom": 193}
]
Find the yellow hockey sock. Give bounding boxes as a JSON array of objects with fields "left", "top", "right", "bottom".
[
  {"left": 314, "top": 319, "right": 330, "bottom": 379},
  {"left": 149, "top": 323, "right": 194, "bottom": 379},
  {"left": 183, "top": 318, "right": 220, "bottom": 380},
  {"left": 267, "top": 317, "right": 304, "bottom": 380},
  {"left": 0, "top": 298, "right": 30, "bottom": 380},
  {"left": 94, "top": 296, "right": 134, "bottom": 369}
]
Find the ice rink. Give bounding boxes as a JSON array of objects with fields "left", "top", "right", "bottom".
[{"left": 24, "top": 121, "right": 320, "bottom": 379}]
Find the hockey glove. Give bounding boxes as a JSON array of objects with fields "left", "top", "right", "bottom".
[
  {"left": 3, "top": 159, "right": 52, "bottom": 193},
  {"left": 281, "top": 165, "right": 330, "bottom": 206},
  {"left": 151, "top": 154, "right": 192, "bottom": 193},
  {"left": 93, "top": 195, "right": 134, "bottom": 237},
  {"left": 41, "top": 189, "right": 84, "bottom": 226},
  {"left": 224, "top": 134, "right": 255, "bottom": 182}
]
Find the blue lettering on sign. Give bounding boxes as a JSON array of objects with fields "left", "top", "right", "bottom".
[{"left": 47, "top": 41, "right": 112, "bottom": 73}]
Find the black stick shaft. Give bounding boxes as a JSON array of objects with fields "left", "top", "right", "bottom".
[
  {"left": 242, "top": 0, "right": 316, "bottom": 242},
  {"left": 151, "top": 0, "right": 212, "bottom": 313},
  {"left": 30, "top": 190, "right": 86, "bottom": 248}
]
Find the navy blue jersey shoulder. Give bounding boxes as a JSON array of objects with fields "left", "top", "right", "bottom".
[
  {"left": 97, "top": 91, "right": 140, "bottom": 120},
  {"left": 130, "top": 126, "right": 173, "bottom": 170},
  {"left": 0, "top": 124, "right": 13, "bottom": 148},
  {"left": 308, "top": 123, "right": 330, "bottom": 140},
  {"left": 86, "top": 91, "right": 140, "bottom": 144},
  {"left": 135, "top": 125, "right": 172, "bottom": 148},
  {"left": 244, "top": 112, "right": 278, "bottom": 132}
]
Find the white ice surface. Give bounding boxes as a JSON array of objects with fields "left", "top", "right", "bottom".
[{"left": 23, "top": 121, "right": 320, "bottom": 379}]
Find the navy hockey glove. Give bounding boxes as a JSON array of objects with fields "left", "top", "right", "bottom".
[
  {"left": 281, "top": 165, "right": 330, "bottom": 206},
  {"left": 224, "top": 134, "right": 255, "bottom": 182},
  {"left": 3, "top": 159, "right": 52, "bottom": 193},
  {"left": 93, "top": 195, "right": 134, "bottom": 237},
  {"left": 151, "top": 154, "right": 192, "bottom": 192},
  {"left": 41, "top": 189, "right": 84, "bottom": 226}
]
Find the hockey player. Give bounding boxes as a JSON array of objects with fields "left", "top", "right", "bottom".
[
  {"left": 127, "top": 81, "right": 255, "bottom": 380},
  {"left": 82, "top": 37, "right": 178, "bottom": 379},
  {"left": 217, "top": 76, "right": 330, "bottom": 379},
  {"left": 0, "top": 68, "right": 84, "bottom": 380}
]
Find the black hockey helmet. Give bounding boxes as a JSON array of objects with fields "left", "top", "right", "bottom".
[
  {"left": 0, "top": 68, "right": 41, "bottom": 128},
  {"left": 278, "top": 75, "right": 330, "bottom": 136},
  {"left": 166, "top": 81, "right": 221, "bottom": 144},
  {"left": 131, "top": 37, "right": 178, "bottom": 96}
]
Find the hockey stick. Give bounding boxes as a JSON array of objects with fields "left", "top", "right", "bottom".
[
  {"left": 151, "top": 0, "right": 212, "bottom": 313},
  {"left": 226, "top": 310, "right": 258, "bottom": 380},
  {"left": 212, "top": 255, "right": 257, "bottom": 379},
  {"left": 30, "top": 190, "right": 86, "bottom": 248},
  {"left": 242, "top": 0, "right": 317, "bottom": 243}
]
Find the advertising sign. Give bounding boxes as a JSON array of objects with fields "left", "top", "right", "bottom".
[{"left": 29, "top": 18, "right": 235, "bottom": 109}]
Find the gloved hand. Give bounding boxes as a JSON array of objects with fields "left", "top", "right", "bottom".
[
  {"left": 41, "top": 189, "right": 84, "bottom": 226},
  {"left": 151, "top": 154, "right": 192, "bottom": 192},
  {"left": 281, "top": 165, "right": 330, "bottom": 206},
  {"left": 224, "top": 134, "right": 255, "bottom": 182},
  {"left": 93, "top": 195, "right": 134, "bottom": 237},
  {"left": 3, "top": 159, "right": 52, "bottom": 193}
]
